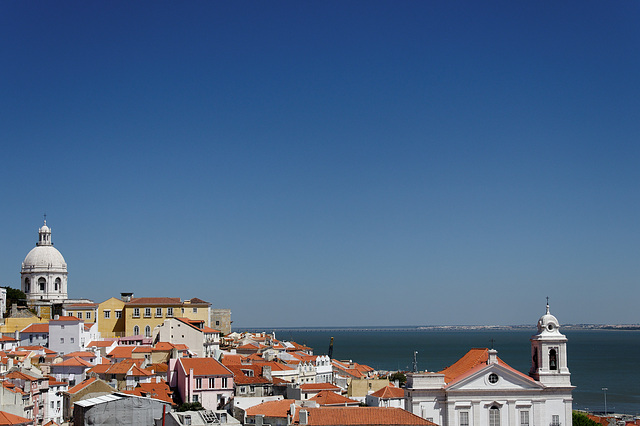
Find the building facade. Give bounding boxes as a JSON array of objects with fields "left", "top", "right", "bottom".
[{"left": 405, "top": 304, "right": 573, "bottom": 426}]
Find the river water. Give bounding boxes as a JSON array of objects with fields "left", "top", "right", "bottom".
[{"left": 263, "top": 328, "right": 640, "bottom": 415}]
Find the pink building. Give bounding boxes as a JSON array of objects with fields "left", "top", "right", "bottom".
[{"left": 169, "top": 357, "right": 233, "bottom": 410}]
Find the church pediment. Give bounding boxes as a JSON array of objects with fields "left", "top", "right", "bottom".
[{"left": 446, "top": 363, "right": 542, "bottom": 392}]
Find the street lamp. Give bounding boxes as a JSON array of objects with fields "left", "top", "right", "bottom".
[{"left": 601, "top": 387, "right": 608, "bottom": 416}]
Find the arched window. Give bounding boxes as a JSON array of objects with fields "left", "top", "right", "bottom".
[
  {"left": 38, "top": 277, "right": 46, "bottom": 292},
  {"left": 549, "top": 348, "right": 558, "bottom": 370},
  {"left": 489, "top": 406, "right": 500, "bottom": 426},
  {"left": 25, "top": 278, "right": 30, "bottom": 293},
  {"left": 133, "top": 326, "right": 140, "bottom": 336},
  {"left": 145, "top": 325, "right": 151, "bottom": 338},
  {"left": 55, "top": 278, "right": 61, "bottom": 291}
]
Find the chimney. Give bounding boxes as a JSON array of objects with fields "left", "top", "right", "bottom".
[
  {"left": 54, "top": 315, "right": 59, "bottom": 320},
  {"left": 299, "top": 410, "right": 308, "bottom": 425},
  {"left": 121, "top": 293, "right": 133, "bottom": 302},
  {"left": 14, "top": 329, "right": 19, "bottom": 342},
  {"left": 488, "top": 349, "right": 498, "bottom": 365}
]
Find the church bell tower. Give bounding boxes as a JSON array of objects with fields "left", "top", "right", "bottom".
[{"left": 529, "top": 300, "right": 571, "bottom": 387}]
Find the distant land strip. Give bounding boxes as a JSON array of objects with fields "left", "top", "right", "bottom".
[{"left": 238, "top": 324, "right": 640, "bottom": 332}]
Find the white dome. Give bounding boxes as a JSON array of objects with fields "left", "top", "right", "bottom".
[
  {"left": 22, "top": 245, "right": 67, "bottom": 271},
  {"left": 537, "top": 304, "right": 560, "bottom": 334}
]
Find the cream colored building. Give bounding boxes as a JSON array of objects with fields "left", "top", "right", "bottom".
[{"left": 123, "top": 296, "right": 211, "bottom": 337}]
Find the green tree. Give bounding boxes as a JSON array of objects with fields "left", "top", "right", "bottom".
[
  {"left": 573, "top": 412, "right": 601, "bottom": 426},
  {"left": 2, "top": 287, "right": 27, "bottom": 313},
  {"left": 389, "top": 371, "right": 407, "bottom": 386},
  {"left": 177, "top": 402, "right": 204, "bottom": 412}
]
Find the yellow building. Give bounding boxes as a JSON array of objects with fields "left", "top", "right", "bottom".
[
  {"left": 97, "top": 297, "right": 126, "bottom": 338},
  {"left": 123, "top": 297, "right": 211, "bottom": 338}
]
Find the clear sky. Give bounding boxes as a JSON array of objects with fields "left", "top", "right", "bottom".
[{"left": 1, "top": 1, "right": 639, "bottom": 328}]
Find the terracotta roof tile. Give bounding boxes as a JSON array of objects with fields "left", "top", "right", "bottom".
[
  {"left": 299, "top": 407, "right": 436, "bottom": 425},
  {"left": 122, "top": 381, "right": 173, "bottom": 404},
  {"left": 300, "top": 383, "right": 341, "bottom": 392},
  {"left": 20, "top": 323, "right": 49, "bottom": 333},
  {"left": 370, "top": 385, "right": 404, "bottom": 399},
  {"left": 221, "top": 354, "right": 245, "bottom": 365},
  {"left": 51, "top": 316, "right": 80, "bottom": 322},
  {"left": 246, "top": 399, "right": 298, "bottom": 418},
  {"left": 309, "top": 390, "right": 360, "bottom": 406},
  {"left": 67, "top": 377, "right": 98, "bottom": 394},
  {"left": 53, "top": 356, "right": 93, "bottom": 368},
  {"left": 0, "top": 410, "right": 33, "bottom": 425},
  {"left": 179, "top": 358, "right": 232, "bottom": 376},
  {"left": 88, "top": 340, "right": 115, "bottom": 347}
]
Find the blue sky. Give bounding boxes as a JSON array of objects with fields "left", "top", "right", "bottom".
[{"left": 1, "top": 1, "right": 639, "bottom": 327}]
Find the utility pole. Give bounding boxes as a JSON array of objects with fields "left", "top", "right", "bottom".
[{"left": 602, "top": 387, "right": 608, "bottom": 416}]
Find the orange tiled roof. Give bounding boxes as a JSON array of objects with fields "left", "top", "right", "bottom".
[
  {"left": 309, "top": 390, "right": 360, "bottom": 406},
  {"left": 67, "top": 377, "right": 99, "bottom": 394},
  {"left": 64, "top": 351, "right": 96, "bottom": 359},
  {"left": 106, "top": 359, "right": 143, "bottom": 375},
  {"left": 0, "top": 336, "right": 17, "bottom": 343},
  {"left": 65, "top": 303, "right": 97, "bottom": 308},
  {"left": 179, "top": 358, "right": 232, "bottom": 376},
  {"left": 51, "top": 316, "right": 80, "bottom": 322},
  {"left": 261, "top": 361, "right": 295, "bottom": 372},
  {"left": 300, "top": 383, "right": 341, "bottom": 392},
  {"left": 174, "top": 344, "right": 189, "bottom": 351},
  {"left": 221, "top": 354, "right": 245, "bottom": 365},
  {"left": 47, "top": 376, "right": 68, "bottom": 387},
  {"left": 185, "top": 297, "right": 210, "bottom": 305},
  {"left": 126, "top": 297, "right": 181, "bottom": 306},
  {"left": 20, "top": 323, "right": 49, "bottom": 333},
  {"left": 370, "top": 384, "right": 404, "bottom": 399},
  {"left": 148, "top": 363, "right": 168, "bottom": 373},
  {"left": 225, "top": 365, "right": 269, "bottom": 385},
  {"left": 246, "top": 399, "right": 299, "bottom": 418},
  {"left": 439, "top": 348, "right": 537, "bottom": 386},
  {"left": 5, "top": 371, "right": 39, "bottom": 382},
  {"left": 54, "top": 356, "right": 93, "bottom": 368},
  {"left": 128, "top": 365, "right": 153, "bottom": 377},
  {"left": 202, "top": 326, "right": 220, "bottom": 333},
  {"left": 122, "top": 381, "right": 173, "bottom": 404},
  {"left": 87, "top": 363, "right": 111, "bottom": 375},
  {"left": 0, "top": 410, "right": 33, "bottom": 425},
  {"left": 132, "top": 346, "right": 153, "bottom": 353},
  {"left": 299, "top": 407, "right": 436, "bottom": 425},
  {"left": 107, "top": 346, "right": 136, "bottom": 359},
  {"left": 153, "top": 342, "right": 176, "bottom": 351}
]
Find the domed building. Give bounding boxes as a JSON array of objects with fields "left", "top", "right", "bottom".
[{"left": 21, "top": 220, "right": 68, "bottom": 303}]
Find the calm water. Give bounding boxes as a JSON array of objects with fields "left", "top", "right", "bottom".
[{"left": 265, "top": 328, "right": 640, "bottom": 415}]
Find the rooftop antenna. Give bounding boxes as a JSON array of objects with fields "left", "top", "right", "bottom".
[{"left": 412, "top": 350, "right": 418, "bottom": 373}]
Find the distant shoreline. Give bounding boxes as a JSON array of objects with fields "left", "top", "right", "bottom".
[{"left": 237, "top": 324, "right": 640, "bottom": 332}]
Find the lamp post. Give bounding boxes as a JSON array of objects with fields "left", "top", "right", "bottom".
[{"left": 601, "top": 387, "right": 608, "bottom": 416}]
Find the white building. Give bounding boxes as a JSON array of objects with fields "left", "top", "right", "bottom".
[
  {"left": 49, "top": 315, "right": 100, "bottom": 355},
  {"left": 406, "top": 303, "right": 573, "bottom": 426},
  {"left": 21, "top": 219, "right": 68, "bottom": 304}
]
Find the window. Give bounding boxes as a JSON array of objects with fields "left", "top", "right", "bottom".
[
  {"left": 216, "top": 320, "right": 220, "bottom": 326},
  {"left": 144, "top": 308, "right": 151, "bottom": 318},
  {"left": 133, "top": 308, "right": 140, "bottom": 318},
  {"left": 193, "top": 307, "right": 197, "bottom": 313},
  {"left": 39, "top": 277, "right": 46, "bottom": 291},
  {"left": 77, "top": 312, "right": 82, "bottom": 319},
  {"left": 549, "top": 349, "right": 558, "bottom": 371},
  {"left": 520, "top": 411, "right": 529, "bottom": 426},
  {"left": 25, "top": 278, "right": 30, "bottom": 293},
  {"left": 156, "top": 308, "right": 162, "bottom": 317},
  {"left": 55, "top": 277, "right": 61, "bottom": 291},
  {"left": 489, "top": 406, "right": 500, "bottom": 426},
  {"left": 488, "top": 373, "right": 499, "bottom": 384},
  {"left": 167, "top": 307, "right": 173, "bottom": 317},
  {"left": 145, "top": 325, "right": 151, "bottom": 338},
  {"left": 60, "top": 338, "right": 64, "bottom": 344},
  {"left": 57, "top": 401, "right": 60, "bottom": 409},
  {"left": 460, "top": 412, "right": 469, "bottom": 426},
  {"left": 86, "top": 312, "right": 91, "bottom": 319},
  {"left": 192, "top": 395, "right": 199, "bottom": 403},
  {"left": 551, "top": 415, "right": 560, "bottom": 426},
  {"left": 209, "top": 378, "right": 215, "bottom": 388},
  {"left": 104, "top": 310, "right": 110, "bottom": 319},
  {"left": 195, "top": 378, "right": 202, "bottom": 389},
  {"left": 115, "top": 310, "right": 122, "bottom": 319},
  {"left": 70, "top": 338, "right": 74, "bottom": 343},
  {"left": 133, "top": 326, "right": 140, "bottom": 335},
  {"left": 222, "top": 377, "right": 227, "bottom": 388}
]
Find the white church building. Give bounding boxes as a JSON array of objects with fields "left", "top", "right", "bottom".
[{"left": 406, "top": 304, "right": 573, "bottom": 426}]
